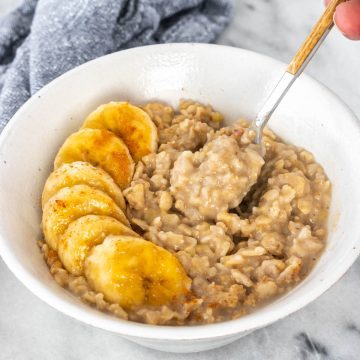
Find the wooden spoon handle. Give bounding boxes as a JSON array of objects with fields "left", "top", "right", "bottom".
[{"left": 287, "top": 0, "right": 348, "bottom": 75}]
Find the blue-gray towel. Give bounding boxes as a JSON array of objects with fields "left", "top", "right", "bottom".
[{"left": 0, "top": 0, "right": 232, "bottom": 132}]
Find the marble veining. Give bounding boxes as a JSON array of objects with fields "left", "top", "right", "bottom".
[{"left": 1, "top": 0, "right": 360, "bottom": 359}]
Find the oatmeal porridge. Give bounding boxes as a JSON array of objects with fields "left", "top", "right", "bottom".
[{"left": 40, "top": 100, "right": 331, "bottom": 325}]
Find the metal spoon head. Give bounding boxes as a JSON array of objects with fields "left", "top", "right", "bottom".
[
  {"left": 251, "top": 116, "right": 266, "bottom": 145},
  {"left": 248, "top": 124, "right": 266, "bottom": 156}
]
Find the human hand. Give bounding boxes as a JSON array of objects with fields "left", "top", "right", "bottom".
[{"left": 325, "top": 0, "right": 360, "bottom": 39}]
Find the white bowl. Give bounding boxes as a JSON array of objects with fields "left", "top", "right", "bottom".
[{"left": 0, "top": 44, "right": 359, "bottom": 353}]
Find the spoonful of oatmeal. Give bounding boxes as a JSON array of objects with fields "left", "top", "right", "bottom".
[{"left": 252, "top": 0, "right": 348, "bottom": 144}]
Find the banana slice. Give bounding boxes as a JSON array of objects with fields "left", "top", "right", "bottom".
[
  {"left": 82, "top": 102, "right": 158, "bottom": 162},
  {"left": 54, "top": 128, "right": 134, "bottom": 189},
  {"left": 85, "top": 235, "right": 191, "bottom": 309},
  {"left": 42, "top": 162, "right": 125, "bottom": 210},
  {"left": 42, "top": 185, "right": 130, "bottom": 250},
  {"left": 58, "top": 215, "right": 138, "bottom": 276}
]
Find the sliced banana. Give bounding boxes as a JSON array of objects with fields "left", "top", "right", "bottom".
[
  {"left": 42, "top": 162, "right": 125, "bottom": 210},
  {"left": 42, "top": 185, "right": 130, "bottom": 250},
  {"left": 84, "top": 235, "right": 191, "bottom": 309},
  {"left": 58, "top": 215, "right": 138, "bottom": 276},
  {"left": 82, "top": 102, "right": 158, "bottom": 162},
  {"left": 54, "top": 128, "right": 134, "bottom": 189}
]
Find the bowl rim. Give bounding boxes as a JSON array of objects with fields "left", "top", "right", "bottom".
[{"left": 0, "top": 43, "right": 360, "bottom": 340}]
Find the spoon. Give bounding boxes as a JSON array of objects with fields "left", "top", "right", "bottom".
[{"left": 252, "top": 0, "right": 348, "bottom": 145}]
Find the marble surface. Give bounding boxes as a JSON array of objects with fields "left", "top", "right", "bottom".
[{"left": 1, "top": 1, "right": 360, "bottom": 359}]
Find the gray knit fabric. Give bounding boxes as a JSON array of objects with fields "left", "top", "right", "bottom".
[{"left": 0, "top": 0, "right": 232, "bottom": 132}]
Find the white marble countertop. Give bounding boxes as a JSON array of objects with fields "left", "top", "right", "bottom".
[{"left": 1, "top": 1, "right": 360, "bottom": 359}]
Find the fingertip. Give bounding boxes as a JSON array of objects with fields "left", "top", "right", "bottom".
[{"left": 334, "top": 1, "right": 360, "bottom": 40}]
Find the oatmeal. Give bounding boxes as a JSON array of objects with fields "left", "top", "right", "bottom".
[
  {"left": 41, "top": 100, "right": 331, "bottom": 325},
  {"left": 170, "top": 135, "right": 264, "bottom": 223}
]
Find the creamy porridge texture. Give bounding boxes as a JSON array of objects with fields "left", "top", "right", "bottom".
[{"left": 41, "top": 100, "right": 331, "bottom": 325}]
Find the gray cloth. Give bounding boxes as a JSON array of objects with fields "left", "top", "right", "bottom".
[{"left": 0, "top": 0, "right": 232, "bottom": 132}]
